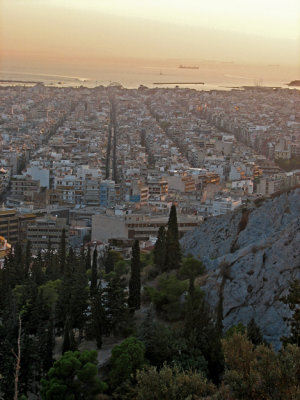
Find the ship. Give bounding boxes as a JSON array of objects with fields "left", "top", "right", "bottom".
[{"left": 178, "top": 65, "right": 199, "bottom": 69}]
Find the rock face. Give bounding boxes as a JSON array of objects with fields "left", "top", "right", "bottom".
[{"left": 181, "top": 188, "right": 300, "bottom": 349}]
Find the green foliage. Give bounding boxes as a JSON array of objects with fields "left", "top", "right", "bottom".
[
  {"left": 247, "top": 318, "right": 264, "bottom": 346},
  {"left": 103, "top": 275, "right": 131, "bottom": 336},
  {"left": 90, "top": 247, "right": 98, "bottom": 297},
  {"left": 153, "top": 226, "right": 166, "bottom": 272},
  {"left": 135, "top": 364, "right": 216, "bottom": 400},
  {"left": 41, "top": 350, "right": 107, "bottom": 400},
  {"left": 104, "top": 250, "right": 115, "bottom": 274},
  {"left": 183, "top": 289, "right": 224, "bottom": 383},
  {"left": 140, "top": 251, "right": 153, "bottom": 269},
  {"left": 179, "top": 255, "right": 205, "bottom": 295},
  {"left": 58, "top": 228, "right": 66, "bottom": 275},
  {"left": 144, "top": 274, "right": 188, "bottom": 321},
  {"left": 225, "top": 322, "right": 246, "bottom": 339},
  {"left": 281, "top": 279, "right": 300, "bottom": 346},
  {"left": 108, "top": 337, "right": 145, "bottom": 389},
  {"left": 38, "top": 280, "right": 61, "bottom": 311},
  {"left": 164, "top": 205, "right": 181, "bottom": 270},
  {"left": 115, "top": 259, "right": 129, "bottom": 276},
  {"left": 222, "top": 332, "right": 300, "bottom": 400},
  {"left": 128, "top": 240, "right": 141, "bottom": 311},
  {"left": 139, "top": 312, "right": 208, "bottom": 374}
]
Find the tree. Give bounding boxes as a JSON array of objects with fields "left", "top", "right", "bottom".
[
  {"left": 135, "top": 364, "right": 216, "bottom": 400},
  {"left": 164, "top": 205, "right": 181, "bottom": 270},
  {"left": 222, "top": 332, "right": 300, "bottom": 399},
  {"left": 24, "top": 240, "right": 32, "bottom": 279},
  {"left": 145, "top": 274, "right": 188, "bottom": 321},
  {"left": 90, "top": 247, "right": 98, "bottom": 297},
  {"left": 128, "top": 240, "right": 141, "bottom": 311},
  {"left": 40, "top": 350, "right": 107, "bottom": 400},
  {"left": 85, "top": 244, "right": 91, "bottom": 271},
  {"left": 103, "top": 275, "right": 130, "bottom": 336},
  {"left": 104, "top": 250, "right": 115, "bottom": 274},
  {"left": 91, "top": 289, "right": 105, "bottom": 349},
  {"left": 281, "top": 279, "right": 300, "bottom": 346},
  {"left": 247, "top": 318, "right": 264, "bottom": 346},
  {"left": 183, "top": 288, "right": 224, "bottom": 383},
  {"left": 153, "top": 226, "right": 166, "bottom": 272},
  {"left": 58, "top": 228, "right": 66, "bottom": 275},
  {"left": 178, "top": 255, "right": 205, "bottom": 297},
  {"left": 108, "top": 337, "right": 145, "bottom": 390}
]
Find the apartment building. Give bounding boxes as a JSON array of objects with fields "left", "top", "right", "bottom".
[
  {"left": 0, "top": 207, "right": 19, "bottom": 244},
  {"left": 27, "top": 216, "right": 69, "bottom": 253}
]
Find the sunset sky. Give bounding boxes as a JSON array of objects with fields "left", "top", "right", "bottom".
[{"left": 1, "top": 0, "right": 300, "bottom": 71}]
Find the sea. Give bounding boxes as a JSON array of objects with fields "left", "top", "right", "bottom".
[{"left": 0, "top": 62, "right": 299, "bottom": 91}]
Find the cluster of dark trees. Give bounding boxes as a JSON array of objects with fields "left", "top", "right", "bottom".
[
  {"left": 0, "top": 205, "right": 299, "bottom": 399},
  {"left": 0, "top": 228, "right": 142, "bottom": 399}
]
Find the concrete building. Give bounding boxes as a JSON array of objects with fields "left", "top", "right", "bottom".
[
  {"left": 125, "top": 213, "right": 202, "bottom": 241},
  {"left": 27, "top": 216, "right": 69, "bottom": 253},
  {"left": 100, "top": 180, "right": 116, "bottom": 208},
  {"left": 0, "top": 207, "right": 19, "bottom": 244}
]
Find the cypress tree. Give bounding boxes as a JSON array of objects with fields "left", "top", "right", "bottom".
[
  {"left": 164, "top": 205, "right": 181, "bottom": 270},
  {"left": 85, "top": 244, "right": 91, "bottom": 271},
  {"left": 31, "top": 252, "right": 44, "bottom": 286},
  {"left": 70, "top": 262, "right": 89, "bottom": 338},
  {"left": 58, "top": 228, "right": 66, "bottom": 275},
  {"left": 153, "top": 226, "right": 166, "bottom": 273},
  {"left": 14, "top": 243, "right": 25, "bottom": 283},
  {"left": 62, "top": 317, "right": 71, "bottom": 354},
  {"left": 91, "top": 247, "right": 98, "bottom": 297},
  {"left": 103, "top": 275, "right": 129, "bottom": 336},
  {"left": 104, "top": 250, "right": 115, "bottom": 274},
  {"left": 128, "top": 240, "right": 141, "bottom": 311},
  {"left": 91, "top": 289, "right": 105, "bottom": 349},
  {"left": 24, "top": 240, "right": 31, "bottom": 279},
  {"left": 55, "top": 248, "right": 74, "bottom": 332}
]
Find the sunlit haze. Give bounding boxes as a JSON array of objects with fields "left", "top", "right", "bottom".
[{"left": 1, "top": 0, "right": 300, "bottom": 77}]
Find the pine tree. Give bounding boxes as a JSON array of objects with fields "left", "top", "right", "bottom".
[
  {"left": 164, "top": 205, "right": 181, "bottom": 270},
  {"left": 90, "top": 247, "right": 98, "bottom": 297},
  {"left": 153, "top": 226, "right": 166, "bottom": 273},
  {"left": 128, "top": 240, "right": 141, "bottom": 311}
]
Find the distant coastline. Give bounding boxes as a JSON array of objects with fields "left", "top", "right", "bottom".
[
  {"left": 0, "top": 79, "right": 42, "bottom": 84},
  {"left": 287, "top": 80, "right": 300, "bottom": 86}
]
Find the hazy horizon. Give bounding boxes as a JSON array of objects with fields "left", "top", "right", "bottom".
[{"left": 1, "top": 0, "right": 300, "bottom": 75}]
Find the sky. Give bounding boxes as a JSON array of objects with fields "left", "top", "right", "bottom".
[{"left": 1, "top": 0, "right": 300, "bottom": 72}]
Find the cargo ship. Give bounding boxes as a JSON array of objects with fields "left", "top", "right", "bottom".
[{"left": 178, "top": 65, "right": 199, "bottom": 69}]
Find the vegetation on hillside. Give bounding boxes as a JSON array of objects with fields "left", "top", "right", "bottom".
[{"left": 0, "top": 205, "right": 299, "bottom": 399}]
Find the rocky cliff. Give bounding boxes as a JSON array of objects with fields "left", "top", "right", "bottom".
[{"left": 181, "top": 188, "right": 300, "bottom": 349}]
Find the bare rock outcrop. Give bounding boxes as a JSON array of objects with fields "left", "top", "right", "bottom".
[{"left": 181, "top": 189, "right": 300, "bottom": 349}]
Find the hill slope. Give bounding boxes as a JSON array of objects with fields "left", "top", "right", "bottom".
[{"left": 181, "top": 189, "right": 300, "bottom": 349}]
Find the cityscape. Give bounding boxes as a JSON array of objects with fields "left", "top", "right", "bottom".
[
  {"left": 1, "top": 0, "right": 300, "bottom": 399},
  {"left": 1, "top": 84, "right": 300, "bottom": 257}
]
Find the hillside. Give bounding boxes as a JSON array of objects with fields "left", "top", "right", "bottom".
[{"left": 181, "top": 188, "right": 300, "bottom": 349}]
